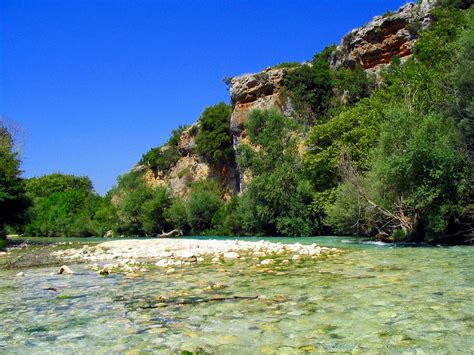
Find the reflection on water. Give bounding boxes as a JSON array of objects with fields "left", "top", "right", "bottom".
[{"left": 0, "top": 237, "right": 473, "bottom": 353}]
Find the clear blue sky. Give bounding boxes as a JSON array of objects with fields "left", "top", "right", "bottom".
[{"left": 1, "top": 0, "right": 408, "bottom": 195}]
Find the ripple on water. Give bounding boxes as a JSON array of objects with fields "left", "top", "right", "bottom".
[{"left": 0, "top": 240, "right": 473, "bottom": 353}]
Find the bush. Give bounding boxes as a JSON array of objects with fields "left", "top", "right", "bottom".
[
  {"left": 140, "top": 125, "right": 187, "bottom": 173},
  {"left": 25, "top": 174, "right": 99, "bottom": 237},
  {"left": 165, "top": 198, "right": 190, "bottom": 233},
  {"left": 112, "top": 172, "right": 172, "bottom": 236},
  {"left": 186, "top": 181, "right": 223, "bottom": 233},
  {"left": 195, "top": 102, "right": 233, "bottom": 167},
  {"left": 237, "top": 109, "right": 316, "bottom": 236},
  {"left": 282, "top": 46, "right": 335, "bottom": 124}
]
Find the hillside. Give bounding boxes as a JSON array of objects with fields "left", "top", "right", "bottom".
[{"left": 16, "top": 0, "right": 473, "bottom": 243}]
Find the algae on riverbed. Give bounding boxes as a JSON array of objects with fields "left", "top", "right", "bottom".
[{"left": 0, "top": 237, "right": 472, "bottom": 353}]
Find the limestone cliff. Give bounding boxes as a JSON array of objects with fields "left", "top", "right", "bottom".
[
  {"left": 139, "top": 124, "right": 238, "bottom": 200},
  {"left": 136, "top": 0, "right": 439, "bottom": 198},
  {"left": 330, "top": 1, "right": 436, "bottom": 70}
]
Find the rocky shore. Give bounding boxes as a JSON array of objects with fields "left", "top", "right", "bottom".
[{"left": 51, "top": 239, "right": 340, "bottom": 275}]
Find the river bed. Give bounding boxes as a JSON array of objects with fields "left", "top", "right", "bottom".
[{"left": 0, "top": 237, "right": 472, "bottom": 353}]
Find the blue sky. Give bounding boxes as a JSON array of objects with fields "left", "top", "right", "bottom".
[{"left": 1, "top": 0, "right": 408, "bottom": 195}]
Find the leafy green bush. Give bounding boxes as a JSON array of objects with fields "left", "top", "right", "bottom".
[
  {"left": 237, "top": 109, "right": 316, "bottom": 236},
  {"left": 140, "top": 125, "right": 187, "bottom": 173},
  {"left": 111, "top": 172, "right": 172, "bottom": 236},
  {"left": 25, "top": 174, "right": 100, "bottom": 237},
  {"left": 282, "top": 46, "right": 335, "bottom": 124},
  {"left": 165, "top": 198, "right": 190, "bottom": 233},
  {"left": 195, "top": 102, "right": 233, "bottom": 167},
  {"left": 186, "top": 181, "right": 223, "bottom": 233},
  {"left": 282, "top": 45, "right": 373, "bottom": 125}
]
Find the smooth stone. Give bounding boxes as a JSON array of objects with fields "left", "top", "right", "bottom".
[
  {"left": 223, "top": 252, "right": 240, "bottom": 259},
  {"left": 58, "top": 265, "right": 74, "bottom": 275},
  {"left": 292, "top": 255, "right": 301, "bottom": 261},
  {"left": 260, "top": 259, "right": 275, "bottom": 265},
  {"left": 281, "top": 260, "right": 290, "bottom": 264},
  {"left": 16, "top": 272, "right": 25, "bottom": 277},
  {"left": 166, "top": 268, "right": 176, "bottom": 275}
]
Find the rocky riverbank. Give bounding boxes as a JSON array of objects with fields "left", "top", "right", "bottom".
[{"left": 51, "top": 239, "right": 340, "bottom": 275}]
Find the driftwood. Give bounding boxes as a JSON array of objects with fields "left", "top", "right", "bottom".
[
  {"left": 135, "top": 296, "right": 259, "bottom": 309},
  {"left": 155, "top": 229, "right": 183, "bottom": 238}
]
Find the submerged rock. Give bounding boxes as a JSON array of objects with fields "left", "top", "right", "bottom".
[
  {"left": 260, "top": 259, "right": 275, "bottom": 266},
  {"left": 58, "top": 265, "right": 74, "bottom": 275}
]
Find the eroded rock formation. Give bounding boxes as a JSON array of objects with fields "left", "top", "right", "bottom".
[
  {"left": 142, "top": 124, "right": 238, "bottom": 199},
  {"left": 330, "top": 1, "right": 436, "bottom": 70}
]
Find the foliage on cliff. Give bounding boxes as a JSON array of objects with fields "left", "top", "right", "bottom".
[
  {"left": 139, "top": 125, "right": 187, "bottom": 174},
  {"left": 195, "top": 102, "right": 233, "bottom": 167},
  {"left": 321, "top": 5, "right": 473, "bottom": 241},
  {"left": 234, "top": 109, "right": 316, "bottom": 236},
  {"left": 281, "top": 46, "right": 375, "bottom": 125}
]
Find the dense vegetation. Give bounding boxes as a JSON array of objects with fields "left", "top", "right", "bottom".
[
  {"left": 25, "top": 174, "right": 101, "bottom": 237},
  {"left": 0, "top": 122, "right": 30, "bottom": 246},
  {"left": 4, "top": 2, "right": 472, "bottom": 244},
  {"left": 195, "top": 102, "right": 233, "bottom": 168},
  {"left": 281, "top": 46, "right": 375, "bottom": 126},
  {"left": 139, "top": 125, "right": 187, "bottom": 175}
]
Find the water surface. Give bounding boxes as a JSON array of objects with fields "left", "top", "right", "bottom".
[{"left": 0, "top": 237, "right": 472, "bottom": 353}]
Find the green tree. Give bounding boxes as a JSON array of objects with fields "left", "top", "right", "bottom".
[
  {"left": 111, "top": 172, "right": 172, "bottom": 235},
  {"left": 282, "top": 46, "right": 335, "bottom": 124},
  {"left": 0, "top": 123, "right": 30, "bottom": 241},
  {"left": 195, "top": 102, "right": 233, "bottom": 167},
  {"left": 186, "top": 181, "right": 223, "bottom": 233},
  {"left": 237, "top": 109, "right": 316, "bottom": 236},
  {"left": 25, "top": 174, "right": 100, "bottom": 237},
  {"left": 165, "top": 197, "right": 190, "bottom": 233}
]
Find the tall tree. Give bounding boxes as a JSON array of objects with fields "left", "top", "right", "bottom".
[{"left": 0, "top": 122, "right": 30, "bottom": 240}]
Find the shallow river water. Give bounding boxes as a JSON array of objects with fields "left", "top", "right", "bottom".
[{"left": 0, "top": 237, "right": 473, "bottom": 353}]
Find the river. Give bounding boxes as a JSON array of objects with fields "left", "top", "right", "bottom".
[{"left": 0, "top": 236, "right": 472, "bottom": 353}]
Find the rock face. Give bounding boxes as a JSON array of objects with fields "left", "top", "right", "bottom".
[
  {"left": 229, "top": 68, "right": 291, "bottom": 191},
  {"left": 143, "top": 124, "right": 238, "bottom": 199},
  {"left": 330, "top": 1, "right": 436, "bottom": 70},
  {"left": 137, "top": 1, "right": 439, "bottom": 198}
]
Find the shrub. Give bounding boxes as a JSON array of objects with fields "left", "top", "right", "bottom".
[
  {"left": 186, "top": 181, "right": 223, "bottom": 233},
  {"left": 282, "top": 46, "right": 335, "bottom": 124},
  {"left": 140, "top": 125, "right": 187, "bottom": 173},
  {"left": 195, "top": 102, "right": 233, "bottom": 167},
  {"left": 237, "top": 109, "right": 316, "bottom": 236}
]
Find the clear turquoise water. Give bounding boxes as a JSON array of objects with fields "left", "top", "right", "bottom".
[{"left": 0, "top": 237, "right": 473, "bottom": 353}]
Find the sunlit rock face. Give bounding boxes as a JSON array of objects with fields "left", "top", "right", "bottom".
[
  {"left": 330, "top": 1, "right": 436, "bottom": 71},
  {"left": 141, "top": 124, "right": 238, "bottom": 200}
]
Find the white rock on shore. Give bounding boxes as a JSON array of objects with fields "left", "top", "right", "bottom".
[{"left": 51, "top": 238, "right": 340, "bottom": 274}]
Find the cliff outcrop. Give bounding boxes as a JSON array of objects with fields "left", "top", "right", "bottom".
[
  {"left": 140, "top": 124, "right": 238, "bottom": 199},
  {"left": 330, "top": 1, "right": 436, "bottom": 70},
  {"left": 137, "top": 1, "right": 440, "bottom": 198}
]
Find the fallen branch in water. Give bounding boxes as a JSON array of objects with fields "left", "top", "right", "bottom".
[{"left": 135, "top": 295, "right": 259, "bottom": 309}]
